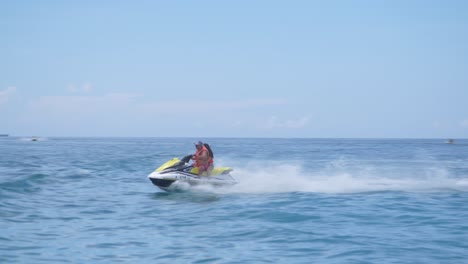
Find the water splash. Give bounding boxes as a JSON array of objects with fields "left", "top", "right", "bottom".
[{"left": 222, "top": 161, "right": 468, "bottom": 194}]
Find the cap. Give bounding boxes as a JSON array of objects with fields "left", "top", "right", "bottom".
[{"left": 194, "top": 141, "right": 203, "bottom": 146}]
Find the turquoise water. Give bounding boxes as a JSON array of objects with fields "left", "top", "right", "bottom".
[{"left": 1, "top": 137, "right": 468, "bottom": 263}]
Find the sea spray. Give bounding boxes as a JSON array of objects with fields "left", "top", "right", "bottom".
[{"left": 222, "top": 160, "right": 468, "bottom": 194}]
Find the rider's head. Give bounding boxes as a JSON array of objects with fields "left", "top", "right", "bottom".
[{"left": 194, "top": 141, "right": 203, "bottom": 150}]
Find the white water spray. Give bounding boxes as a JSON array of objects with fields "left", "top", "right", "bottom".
[{"left": 218, "top": 160, "right": 468, "bottom": 194}]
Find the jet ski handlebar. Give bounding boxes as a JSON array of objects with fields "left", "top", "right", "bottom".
[{"left": 181, "top": 154, "right": 193, "bottom": 164}]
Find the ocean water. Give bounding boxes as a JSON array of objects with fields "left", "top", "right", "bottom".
[{"left": 1, "top": 137, "right": 468, "bottom": 263}]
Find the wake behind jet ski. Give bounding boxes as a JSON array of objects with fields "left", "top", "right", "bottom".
[{"left": 148, "top": 154, "right": 237, "bottom": 192}]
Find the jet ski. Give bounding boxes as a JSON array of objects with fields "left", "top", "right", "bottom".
[{"left": 148, "top": 154, "right": 237, "bottom": 191}]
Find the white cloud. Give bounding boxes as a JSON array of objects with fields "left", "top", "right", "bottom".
[
  {"left": 67, "top": 84, "right": 77, "bottom": 93},
  {"left": 231, "top": 120, "right": 244, "bottom": 127},
  {"left": 43, "top": 91, "right": 285, "bottom": 117},
  {"left": 67, "top": 83, "right": 93, "bottom": 93},
  {"left": 0, "top": 87, "right": 16, "bottom": 105},
  {"left": 25, "top": 94, "right": 285, "bottom": 118},
  {"left": 264, "top": 116, "right": 310, "bottom": 129},
  {"left": 460, "top": 119, "right": 468, "bottom": 128},
  {"left": 82, "top": 83, "right": 92, "bottom": 92},
  {"left": 140, "top": 98, "right": 286, "bottom": 113},
  {"left": 29, "top": 93, "right": 141, "bottom": 114},
  {"left": 17, "top": 94, "right": 290, "bottom": 136}
]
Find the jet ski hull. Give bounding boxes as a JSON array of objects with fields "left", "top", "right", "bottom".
[
  {"left": 148, "top": 171, "right": 237, "bottom": 191},
  {"left": 148, "top": 155, "right": 237, "bottom": 191},
  {"left": 149, "top": 177, "right": 175, "bottom": 188}
]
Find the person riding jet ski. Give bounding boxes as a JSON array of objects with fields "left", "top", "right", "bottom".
[
  {"left": 147, "top": 142, "right": 236, "bottom": 191},
  {"left": 192, "top": 141, "right": 214, "bottom": 176}
]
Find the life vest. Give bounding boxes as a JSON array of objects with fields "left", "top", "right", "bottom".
[{"left": 194, "top": 145, "right": 213, "bottom": 167}]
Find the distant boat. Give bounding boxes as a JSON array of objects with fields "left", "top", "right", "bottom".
[
  {"left": 31, "top": 137, "right": 39, "bottom": 141},
  {"left": 445, "top": 139, "right": 455, "bottom": 144},
  {"left": 0, "top": 134, "right": 8, "bottom": 137}
]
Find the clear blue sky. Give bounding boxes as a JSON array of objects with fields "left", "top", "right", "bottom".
[{"left": 1, "top": 1, "right": 467, "bottom": 138}]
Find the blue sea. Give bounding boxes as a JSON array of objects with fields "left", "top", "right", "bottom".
[{"left": 1, "top": 137, "right": 468, "bottom": 263}]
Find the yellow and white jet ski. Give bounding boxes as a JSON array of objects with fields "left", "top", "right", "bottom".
[{"left": 148, "top": 155, "right": 237, "bottom": 191}]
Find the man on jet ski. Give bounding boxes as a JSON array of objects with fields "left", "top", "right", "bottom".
[{"left": 192, "top": 141, "right": 214, "bottom": 176}]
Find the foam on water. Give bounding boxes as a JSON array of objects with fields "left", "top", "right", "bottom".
[{"left": 221, "top": 161, "right": 468, "bottom": 194}]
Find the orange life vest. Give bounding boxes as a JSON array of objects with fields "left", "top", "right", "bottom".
[{"left": 194, "top": 145, "right": 213, "bottom": 167}]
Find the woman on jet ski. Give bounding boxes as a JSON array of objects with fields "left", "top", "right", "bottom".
[{"left": 192, "top": 141, "right": 214, "bottom": 176}]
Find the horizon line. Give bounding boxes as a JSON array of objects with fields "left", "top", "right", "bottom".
[{"left": 3, "top": 136, "right": 465, "bottom": 140}]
